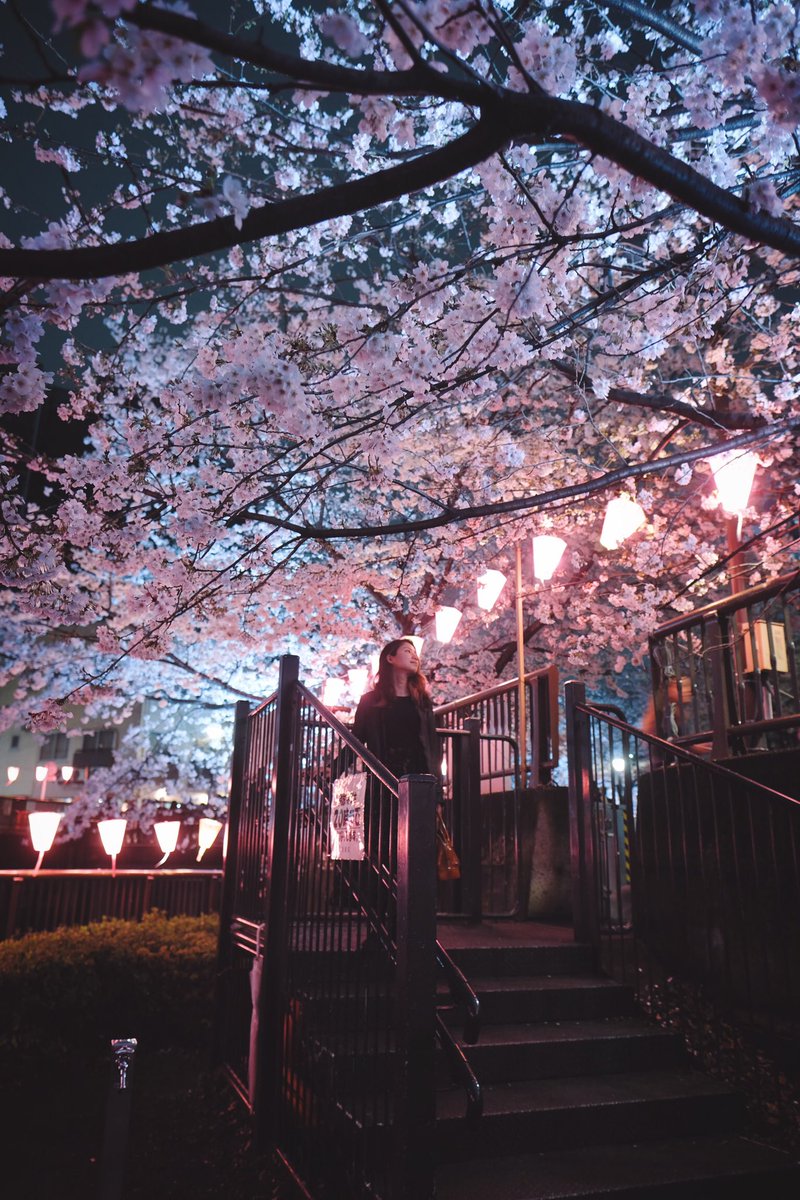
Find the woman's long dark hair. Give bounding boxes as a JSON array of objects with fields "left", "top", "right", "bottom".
[{"left": 374, "top": 638, "right": 431, "bottom": 708}]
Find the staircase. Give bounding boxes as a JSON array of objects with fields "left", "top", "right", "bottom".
[{"left": 435, "top": 920, "right": 800, "bottom": 1199}]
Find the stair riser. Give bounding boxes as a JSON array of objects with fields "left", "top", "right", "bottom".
[
  {"left": 461, "top": 1033, "right": 683, "bottom": 1083},
  {"left": 447, "top": 945, "right": 594, "bottom": 977},
  {"left": 444, "top": 986, "right": 636, "bottom": 1025},
  {"left": 436, "top": 1093, "right": 745, "bottom": 1160}
]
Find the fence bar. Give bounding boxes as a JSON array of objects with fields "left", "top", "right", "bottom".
[
  {"left": 256, "top": 654, "right": 299, "bottom": 1146},
  {"left": 565, "top": 681, "right": 598, "bottom": 946},
  {"left": 394, "top": 774, "right": 437, "bottom": 1200}
]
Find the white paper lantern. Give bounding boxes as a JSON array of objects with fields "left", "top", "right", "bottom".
[
  {"left": 600, "top": 495, "right": 646, "bottom": 550},
  {"left": 477, "top": 569, "right": 507, "bottom": 611},
  {"left": 532, "top": 535, "right": 567, "bottom": 582},
  {"left": 434, "top": 606, "right": 463, "bottom": 643},
  {"left": 709, "top": 450, "right": 758, "bottom": 515}
]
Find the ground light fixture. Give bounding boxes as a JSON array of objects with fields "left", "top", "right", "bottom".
[
  {"left": 98, "top": 817, "right": 127, "bottom": 876},
  {"left": 154, "top": 819, "right": 181, "bottom": 867},
  {"left": 28, "top": 811, "right": 62, "bottom": 874},
  {"left": 600, "top": 496, "right": 646, "bottom": 550},
  {"left": 197, "top": 816, "right": 223, "bottom": 862},
  {"left": 434, "top": 606, "right": 463, "bottom": 643},
  {"left": 532, "top": 535, "right": 567, "bottom": 582}
]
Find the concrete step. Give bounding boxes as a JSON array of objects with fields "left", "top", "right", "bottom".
[
  {"left": 442, "top": 941, "right": 595, "bottom": 979},
  {"left": 439, "top": 974, "right": 636, "bottom": 1025},
  {"left": 435, "top": 1068, "right": 744, "bottom": 1158},
  {"left": 435, "top": 1136, "right": 800, "bottom": 1199},
  {"left": 455, "top": 1019, "right": 684, "bottom": 1083}
]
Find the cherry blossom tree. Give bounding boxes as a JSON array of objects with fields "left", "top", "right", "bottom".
[{"left": 1, "top": 0, "right": 799, "bottom": 770}]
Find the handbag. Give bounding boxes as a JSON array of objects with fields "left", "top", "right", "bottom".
[{"left": 436, "top": 808, "right": 461, "bottom": 881}]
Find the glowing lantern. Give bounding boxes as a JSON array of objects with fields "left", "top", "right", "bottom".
[
  {"left": 35, "top": 764, "right": 48, "bottom": 783},
  {"left": 709, "top": 450, "right": 758, "bottom": 515},
  {"left": 60, "top": 765, "right": 74, "bottom": 783},
  {"left": 197, "top": 816, "right": 223, "bottom": 862},
  {"left": 600, "top": 495, "right": 646, "bottom": 550},
  {"left": 98, "top": 817, "right": 127, "bottom": 876},
  {"left": 322, "top": 678, "right": 347, "bottom": 707},
  {"left": 28, "top": 811, "right": 62, "bottom": 874},
  {"left": 477, "top": 569, "right": 507, "bottom": 611},
  {"left": 532, "top": 535, "right": 567, "bottom": 582},
  {"left": 6, "top": 766, "right": 20, "bottom": 785},
  {"left": 370, "top": 652, "right": 380, "bottom": 678},
  {"left": 348, "top": 667, "right": 369, "bottom": 701},
  {"left": 154, "top": 819, "right": 181, "bottom": 867},
  {"left": 434, "top": 606, "right": 463, "bottom": 644}
]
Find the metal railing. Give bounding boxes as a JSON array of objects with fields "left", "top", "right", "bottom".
[
  {"left": 649, "top": 570, "right": 800, "bottom": 758},
  {"left": 566, "top": 681, "right": 800, "bottom": 1140},
  {"left": 436, "top": 665, "right": 559, "bottom": 788},
  {"left": 0, "top": 869, "right": 222, "bottom": 939},
  {"left": 214, "top": 656, "right": 482, "bottom": 1200},
  {"left": 436, "top": 667, "right": 557, "bottom": 917}
]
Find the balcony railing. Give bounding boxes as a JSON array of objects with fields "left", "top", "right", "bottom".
[{"left": 649, "top": 570, "right": 800, "bottom": 758}]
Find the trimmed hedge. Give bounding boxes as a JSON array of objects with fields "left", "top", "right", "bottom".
[{"left": 0, "top": 910, "right": 219, "bottom": 1057}]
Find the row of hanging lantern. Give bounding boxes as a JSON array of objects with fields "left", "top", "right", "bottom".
[
  {"left": 315, "top": 450, "right": 758, "bottom": 703},
  {"left": 431, "top": 450, "right": 759, "bottom": 644},
  {"left": 27, "top": 811, "right": 224, "bottom": 875}
]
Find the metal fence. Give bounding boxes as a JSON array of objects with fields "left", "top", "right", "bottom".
[
  {"left": 214, "top": 656, "right": 479, "bottom": 1200},
  {"left": 649, "top": 570, "right": 800, "bottom": 758},
  {"left": 0, "top": 869, "right": 222, "bottom": 939},
  {"left": 436, "top": 667, "right": 556, "bottom": 917},
  {"left": 566, "top": 680, "right": 800, "bottom": 1139}
]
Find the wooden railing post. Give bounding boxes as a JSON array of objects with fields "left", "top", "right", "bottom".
[
  {"left": 565, "top": 681, "right": 598, "bottom": 946},
  {"left": 394, "top": 773, "right": 437, "bottom": 1200},
  {"left": 255, "top": 654, "right": 299, "bottom": 1145}
]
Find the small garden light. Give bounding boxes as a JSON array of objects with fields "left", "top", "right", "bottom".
[
  {"left": 28, "top": 811, "right": 62, "bottom": 874},
  {"left": 197, "top": 817, "right": 223, "bottom": 862},
  {"left": 98, "top": 818, "right": 127, "bottom": 876},
  {"left": 154, "top": 819, "right": 181, "bottom": 867}
]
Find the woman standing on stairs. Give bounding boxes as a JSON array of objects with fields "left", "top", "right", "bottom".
[{"left": 353, "top": 638, "right": 441, "bottom": 781}]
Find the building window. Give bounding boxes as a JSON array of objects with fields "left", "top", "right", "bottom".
[
  {"left": 82, "top": 729, "right": 117, "bottom": 752},
  {"left": 10, "top": 734, "right": 19, "bottom": 749},
  {"left": 39, "top": 732, "right": 68, "bottom": 760}
]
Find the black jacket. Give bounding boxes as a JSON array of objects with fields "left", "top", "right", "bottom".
[{"left": 352, "top": 688, "right": 440, "bottom": 780}]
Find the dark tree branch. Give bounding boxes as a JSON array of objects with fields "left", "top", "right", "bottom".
[
  {"left": 234, "top": 417, "right": 800, "bottom": 540},
  {"left": 1, "top": 4, "right": 799, "bottom": 281},
  {"left": 551, "top": 361, "right": 767, "bottom": 430}
]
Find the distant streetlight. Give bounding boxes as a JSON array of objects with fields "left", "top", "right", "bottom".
[
  {"left": 34, "top": 762, "right": 56, "bottom": 803},
  {"left": 28, "top": 811, "right": 62, "bottom": 874},
  {"left": 6, "top": 765, "right": 20, "bottom": 785},
  {"left": 98, "top": 818, "right": 127, "bottom": 876},
  {"left": 154, "top": 820, "right": 181, "bottom": 867},
  {"left": 61, "top": 765, "right": 74, "bottom": 783}
]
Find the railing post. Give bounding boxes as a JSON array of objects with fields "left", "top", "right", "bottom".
[
  {"left": 460, "top": 717, "right": 482, "bottom": 923},
  {"left": 394, "top": 773, "right": 437, "bottom": 1200},
  {"left": 565, "top": 681, "right": 598, "bottom": 946},
  {"left": 213, "top": 698, "right": 251, "bottom": 1065},
  {"left": 255, "top": 654, "right": 299, "bottom": 1145},
  {"left": 708, "top": 617, "right": 733, "bottom": 759}
]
